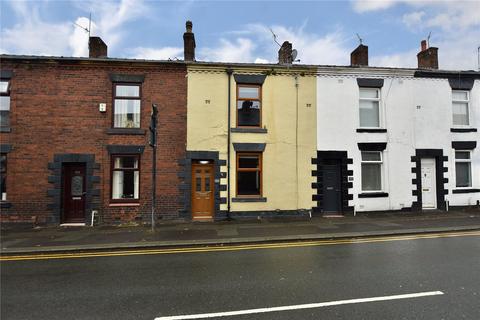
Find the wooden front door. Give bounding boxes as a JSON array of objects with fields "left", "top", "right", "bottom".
[
  {"left": 62, "top": 163, "right": 86, "bottom": 223},
  {"left": 191, "top": 162, "right": 214, "bottom": 220}
]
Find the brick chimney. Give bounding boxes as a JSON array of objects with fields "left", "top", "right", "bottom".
[
  {"left": 350, "top": 44, "right": 368, "bottom": 66},
  {"left": 183, "top": 20, "right": 196, "bottom": 61},
  {"left": 278, "top": 41, "right": 293, "bottom": 64},
  {"left": 89, "top": 37, "right": 107, "bottom": 58},
  {"left": 417, "top": 40, "right": 438, "bottom": 69}
]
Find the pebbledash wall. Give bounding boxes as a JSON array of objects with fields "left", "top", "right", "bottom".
[
  {"left": 0, "top": 56, "right": 187, "bottom": 224},
  {"left": 183, "top": 63, "right": 317, "bottom": 219},
  {"left": 315, "top": 66, "right": 480, "bottom": 213}
]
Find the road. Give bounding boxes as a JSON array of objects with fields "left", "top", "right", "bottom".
[{"left": 1, "top": 231, "right": 480, "bottom": 320}]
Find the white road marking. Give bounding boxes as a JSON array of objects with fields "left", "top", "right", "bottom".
[{"left": 154, "top": 291, "right": 444, "bottom": 319}]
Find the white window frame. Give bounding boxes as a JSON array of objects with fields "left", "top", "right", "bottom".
[
  {"left": 360, "top": 151, "right": 383, "bottom": 192},
  {"left": 452, "top": 90, "right": 470, "bottom": 127},
  {"left": 454, "top": 150, "right": 472, "bottom": 189},
  {"left": 359, "top": 87, "right": 382, "bottom": 129}
]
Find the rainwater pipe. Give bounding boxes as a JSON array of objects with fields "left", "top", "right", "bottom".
[{"left": 226, "top": 68, "right": 233, "bottom": 220}]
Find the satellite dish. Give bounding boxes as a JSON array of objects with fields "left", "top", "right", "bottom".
[{"left": 291, "top": 49, "right": 298, "bottom": 62}]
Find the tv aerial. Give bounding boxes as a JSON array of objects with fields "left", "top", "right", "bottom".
[
  {"left": 269, "top": 28, "right": 282, "bottom": 47},
  {"left": 73, "top": 13, "right": 92, "bottom": 41},
  {"left": 356, "top": 33, "right": 363, "bottom": 45}
]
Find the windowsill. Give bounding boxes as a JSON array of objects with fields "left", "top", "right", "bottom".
[
  {"left": 232, "top": 197, "right": 267, "bottom": 202},
  {"left": 231, "top": 127, "right": 267, "bottom": 134},
  {"left": 109, "top": 202, "right": 140, "bottom": 207},
  {"left": 356, "top": 128, "right": 387, "bottom": 133},
  {"left": 358, "top": 192, "right": 389, "bottom": 198},
  {"left": 106, "top": 128, "right": 146, "bottom": 135},
  {"left": 452, "top": 188, "right": 480, "bottom": 194},
  {"left": 450, "top": 128, "right": 477, "bottom": 133},
  {"left": 0, "top": 201, "right": 12, "bottom": 209},
  {"left": 0, "top": 127, "right": 11, "bottom": 133}
]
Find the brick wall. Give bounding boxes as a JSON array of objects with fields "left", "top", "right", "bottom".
[{"left": 0, "top": 58, "right": 187, "bottom": 225}]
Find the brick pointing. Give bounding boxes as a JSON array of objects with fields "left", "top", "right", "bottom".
[{"left": 0, "top": 59, "right": 187, "bottom": 224}]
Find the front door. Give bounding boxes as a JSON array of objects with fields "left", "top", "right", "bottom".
[
  {"left": 62, "top": 163, "right": 86, "bottom": 223},
  {"left": 421, "top": 158, "right": 437, "bottom": 209},
  {"left": 323, "top": 164, "right": 342, "bottom": 213},
  {"left": 191, "top": 162, "right": 214, "bottom": 220}
]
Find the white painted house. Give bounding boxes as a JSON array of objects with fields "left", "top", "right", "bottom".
[{"left": 313, "top": 42, "right": 480, "bottom": 214}]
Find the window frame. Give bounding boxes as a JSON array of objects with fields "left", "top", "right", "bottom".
[
  {"left": 0, "top": 79, "right": 11, "bottom": 129},
  {"left": 112, "top": 82, "right": 142, "bottom": 129},
  {"left": 358, "top": 87, "right": 382, "bottom": 129},
  {"left": 360, "top": 151, "right": 383, "bottom": 192},
  {"left": 0, "top": 153, "right": 6, "bottom": 201},
  {"left": 110, "top": 154, "right": 141, "bottom": 203},
  {"left": 236, "top": 84, "right": 262, "bottom": 128},
  {"left": 454, "top": 150, "right": 472, "bottom": 189},
  {"left": 236, "top": 152, "right": 263, "bottom": 197},
  {"left": 451, "top": 90, "right": 470, "bottom": 127}
]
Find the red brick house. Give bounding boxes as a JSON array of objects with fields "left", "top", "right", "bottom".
[{"left": 0, "top": 38, "right": 187, "bottom": 225}]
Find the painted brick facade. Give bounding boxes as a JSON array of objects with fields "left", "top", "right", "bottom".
[{"left": 0, "top": 57, "right": 187, "bottom": 225}]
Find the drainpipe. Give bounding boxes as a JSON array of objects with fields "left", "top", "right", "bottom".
[
  {"left": 295, "top": 75, "right": 299, "bottom": 213},
  {"left": 226, "top": 68, "right": 233, "bottom": 220}
]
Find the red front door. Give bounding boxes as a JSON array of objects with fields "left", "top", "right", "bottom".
[{"left": 62, "top": 163, "right": 86, "bottom": 223}]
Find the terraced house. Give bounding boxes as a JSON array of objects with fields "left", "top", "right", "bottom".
[{"left": 0, "top": 21, "right": 478, "bottom": 226}]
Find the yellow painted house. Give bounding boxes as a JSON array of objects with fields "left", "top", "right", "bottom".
[{"left": 178, "top": 61, "right": 317, "bottom": 220}]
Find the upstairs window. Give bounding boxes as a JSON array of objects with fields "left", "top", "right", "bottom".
[
  {"left": 359, "top": 88, "right": 381, "bottom": 128},
  {"left": 113, "top": 84, "right": 141, "bottom": 128},
  {"left": 111, "top": 155, "right": 140, "bottom": 201},
  {"left": 455, "top": 151, "right": 472, "bottom": 188},
  {"left": 0, "top": 154, "right": 6, "bottom": 201},
  {"left": 0, "top": 80, "right": 10, "bottom": 128},
  {"left": 452, "top": 90, "right": 469, "bottom": 126},
  {"left": 236, "top": 153, "right": 262, "bottom": 196},
  {"left": 361, "top": 151, "right": 383, "bottom": 191},
  {"left": 237, "top": 84, "right": 261, "bottom": 127}
]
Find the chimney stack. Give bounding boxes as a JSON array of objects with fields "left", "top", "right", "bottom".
[
  {"left": 183, "top": 20, "right": 196, "bottom": 61},
  {"left": 278, "top": 41, "right": 293, "bottom": 64},
  {"left": 350, "top": 44, "right": 368, "bottom": 66},
  {"left": 417, "top": 40, "right": 438, "bottom": 69},
  {"left": 89, "top": 37, "right": 107, "bottom": 58}
]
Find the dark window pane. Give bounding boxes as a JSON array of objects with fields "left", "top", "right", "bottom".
[
  {"left": 196, "top": 177, "right": 201, "bottom": 192},
  {"left": 205, "top": 177, "right": 210, "bottom": 192},
  {"left": 239, "top": 156, "right": 259, "bottom": 168},
  {"left": 0, "top": 154, "right": 6, "bottom": 200},
  {"left": 237, "top": 101, "right": 260, "bottom": 126},
  {"left": 114, "top": 156, "right": 138, "bottom": 169},
  {"left": 238, "top": 171, "right": 260, "bottom": 195},
  {"left": 455, "top": 151, "right": 470, "bottom": 160},
  {"left": 361, "top": 163, "right": 381, "bottom": 191},
  {"left": 0, "top": 111, "right": 9, "bottom": 127},
  {"left": 122, "top": 171, "right": 135, "bottom": 198},
  {"left": 456, "top": 162, "right": 471, "bottom": 187}
]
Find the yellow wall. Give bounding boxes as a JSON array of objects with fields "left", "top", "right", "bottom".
[{"left": 187, "top": 65, "right": 317, "bottom": 213}]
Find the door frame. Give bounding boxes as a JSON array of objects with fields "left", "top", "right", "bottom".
[
  {"left": 420, "top": 158, "right": 437, "bottom": 209},
  {"left": 411, "top": 149, "right": 448, "bottom": 211},
  {"left": 312, "top": 151, "right": 354, "bottom": 215},
  {"left": 191, "top": 161, "right": 215, "bottom": 220},
  {"left": 61, "top": 162, "right": 87, "bottom": 223}
]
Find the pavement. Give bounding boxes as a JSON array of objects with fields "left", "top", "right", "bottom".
[{"left": 1, "top": 208, "right": 480, "bottom": 255}]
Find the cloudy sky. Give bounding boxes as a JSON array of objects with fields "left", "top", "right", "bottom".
[{"left": 1, "top": 0, "right": 479, "bottom": 70}]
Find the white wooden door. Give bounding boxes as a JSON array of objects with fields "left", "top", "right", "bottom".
[{"left": 421, "top": 158, "right": 437, "bottom": 209}]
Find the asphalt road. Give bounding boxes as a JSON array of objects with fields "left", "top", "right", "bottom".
[{"left": 1, "top": 232, "right": 480, "bottom": 320}]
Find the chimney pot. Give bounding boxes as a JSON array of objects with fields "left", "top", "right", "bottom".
[
  {"left": 89, "top": 36, "right": 108, "bottom": 58},
  {"left": 278, "top": 41, "right": 293, "bottom": 64},
  {"left": 421, "top": 40, "right": 427, "bottom": 51},
  {"left": 183, "top": 20, "right": 196, "bottom": 61},
  {"left": 350, "top": 44, "right": 368, "bottom": 67}
]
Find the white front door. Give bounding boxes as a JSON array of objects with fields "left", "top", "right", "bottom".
[{"left": 421, "top": 158, "right": 437, "bottom": 209}]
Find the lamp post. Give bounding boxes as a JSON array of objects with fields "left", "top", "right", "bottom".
[{"left": 149, "top": 104, "right": 158, "bottom": 232}]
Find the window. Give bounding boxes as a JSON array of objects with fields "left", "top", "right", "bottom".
[
  {"left": 452, "top": 90, "right": 469, "bottom": 126},
  {"left": 113, "top": 84, "right": 141, "bottom": 128},
  {"left": 0, "top": 80, "right": 10, "bottom": 128},
  {"left": 361, "top": 151, "right": 382, "bottom": 191},
  {"left": 237, "top": 84, "right": 261, "bottom": 127},
  {"left": 111, "top": 155, "right": 140, "bottom": 201},
  {"left": 359, "top": 88, "right": 381, "bottom": 128},
  {"left": 0, "top": 154, "right": 6, "bottom": 201},
  {"left": 236, "top": 153, "right": 262, "bottom": 196},
  {"left": 455, "top": 151, "right": 472, "bottom": 188}
]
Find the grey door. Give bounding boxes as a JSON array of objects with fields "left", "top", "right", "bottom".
[{"left": 323, "top": 164, "right": 342, "bottom": 213}]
